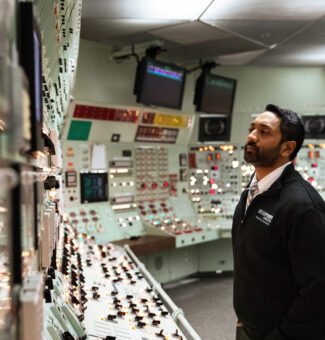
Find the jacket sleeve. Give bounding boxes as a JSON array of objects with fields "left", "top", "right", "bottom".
[{"left": 264, "top": 208, "right": 325, "bottom": 340}]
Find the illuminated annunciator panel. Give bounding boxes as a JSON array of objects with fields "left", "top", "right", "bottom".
[
  {"left": 46, "top": 221, "right": 192, "bottom": 340},
  {"left": 188, "top": 145, "right": 241, "bottom": 237}
]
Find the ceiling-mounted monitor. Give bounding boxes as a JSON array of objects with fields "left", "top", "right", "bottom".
[
  {"left": 134, "top": 57, "right": 186, "bottom": 110},
  {"left": 17, "top": 2, "right": 43, "bottom": 153},
  {"left": 194, "top": 73, "right": 237, "bottom": 115}
]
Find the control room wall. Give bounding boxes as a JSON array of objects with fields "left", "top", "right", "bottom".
[{"left": 73, "top": 39, "right": 325, "bottom": 144}]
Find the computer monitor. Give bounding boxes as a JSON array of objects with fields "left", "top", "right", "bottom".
[
  {"left": 134, "top": 57, "right": 186, "bottom": 110},
  {"left": 194, "top": 72, "right": 237, "bottom": 115},
  {"left": 80, "top": 172, "right": 108, "bottom": 204}
]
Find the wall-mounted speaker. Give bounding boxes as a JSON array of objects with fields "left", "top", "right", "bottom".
[
  {"left": 198, "top": 115, "right": 231, "bottom": 142},
  {"left": 302, "top": 115, "right": 325, "bottom": 139}
]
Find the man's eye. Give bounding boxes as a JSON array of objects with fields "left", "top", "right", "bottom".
[{"left": 261, "top": 129, "right": 269, "bottom": 134}]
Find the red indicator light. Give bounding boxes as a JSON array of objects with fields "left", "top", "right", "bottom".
[
  {"left": 152, "top": 182, "right": 158, "bottom": 189},
  {"left": 311, "top": 163, "right": 318, "bottom": 168},
  {"left": 215, "top": 153, "right": 221, "bottom": 160},
  {"left": 163, "top": 181, "right": 169, "bottom": 188},
  {"left": 209, "top": 189, "right": 215, "bottom": 195},
  {"left": 212, "top": 166, "right": 218, "bottom": 171},
  {"left": 209, "top": 178, "right": 215, "bottom": 184},
  {"left": 189, "top": 153, "right": 196, "bottom": 168}
]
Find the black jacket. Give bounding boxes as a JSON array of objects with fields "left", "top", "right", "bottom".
[{"left": 232, "top": 163, "right": 325, "bottom": 340}]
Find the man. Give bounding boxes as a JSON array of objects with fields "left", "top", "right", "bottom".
[{"left": 232, "top": 104, "right": 325, "bottom": 340}]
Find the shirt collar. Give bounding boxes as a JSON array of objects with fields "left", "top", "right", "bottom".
[{"left": 251, "top": 161, "right": 291, "bottom": 194}]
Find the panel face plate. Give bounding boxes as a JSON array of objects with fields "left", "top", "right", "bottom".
[{"left": 67, "top": 121, "right": 92, "bottom": 141}]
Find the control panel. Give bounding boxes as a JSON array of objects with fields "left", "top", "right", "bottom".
[
  {"left": 187, "top": 145, "right": 241, "bottom": 238},
  {"left": 43, "top": 221, "right": 192, "bottom": 339},
  {"left": 61, "top": 136, "right": 218, "bottom": 247},
  {"left": 295, "top": 143, "right": 325, "bottom": 199}
]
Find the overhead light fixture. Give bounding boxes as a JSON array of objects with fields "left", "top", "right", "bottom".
[{"left": 115, "top": 0, "right": 213, "bottom": 21}]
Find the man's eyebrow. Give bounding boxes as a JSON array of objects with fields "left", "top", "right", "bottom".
[
  {"left": 251, "top": 122, "right": 274, "bottom": 130},
  {"left": 259, "top": 123, "right": 274, "bottom": 130}
]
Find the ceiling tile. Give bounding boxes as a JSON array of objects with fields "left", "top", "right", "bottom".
[
  {"left": 203, "top": 20, "right": 311, "bottom": 47},
  {"left": 161, "top": 37, "right": 261, "bottom": 64},
  {"left": 81, "top": 18, "right": 187, "bottom": 42},
  {"left": 250, "top": 19, "right": 325, "bottom": 65},
  {"left": 214, "top": 49, "right": 268, "bottom": 65},
  {"left": 150, "top": 21, "right": 231, "bottom": 45}
]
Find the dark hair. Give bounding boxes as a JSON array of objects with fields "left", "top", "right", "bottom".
[{"left": 265, "top": 104, "right": 305, "bottom": 160}]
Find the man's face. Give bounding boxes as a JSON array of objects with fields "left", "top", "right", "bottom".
[{"left": 244, "top": 111, "right": 283, "bottom": 167}]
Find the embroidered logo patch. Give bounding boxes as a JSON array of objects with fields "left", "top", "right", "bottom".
[{"left": 256, "top": 209, "right": 273, "bottom": 226}]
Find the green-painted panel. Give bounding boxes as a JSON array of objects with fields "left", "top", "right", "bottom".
[
  {"left": 67, "top": 120, "right": 91, "bottom": 140},
  {"left": 198, "top": 238, "right": 234, "bottom": 272}
]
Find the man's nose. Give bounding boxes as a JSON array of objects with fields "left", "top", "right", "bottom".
[{"left": 247, "top": 129, "right": 257, "bottom": 143}]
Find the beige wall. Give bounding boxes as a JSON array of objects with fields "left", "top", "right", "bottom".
[{"left": 73, "top": 39, "right": 325, "bottom": 144}]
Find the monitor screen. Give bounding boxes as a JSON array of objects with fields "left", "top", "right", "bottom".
[
  {"left": 134, "top": 58, "right": 186, "bottom": 110},
  {"left": 17, "top": 2, "right": 43, "bottom": 152},
  {"left": 194, "top": 73, "right": 237, "bottom": 115},
  {"left": 198, "top": 115, "right": 231, "bottom": 142},
  {"left": 80, "top": 172, "right": 108, "bottom": 204},
  {"left": 302, "top": 116, "right": 325, "bottom": 139}
]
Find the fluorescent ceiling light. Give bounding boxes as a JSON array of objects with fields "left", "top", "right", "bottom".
[
  {"left": 201, "top": 0, "right": 325, "bottom": 21},
  {"left": 149, "top": 0, "right": 212, "bottom": 20},
  {"left": 287, "top": 46, "right": 325, "bottom": 64}
]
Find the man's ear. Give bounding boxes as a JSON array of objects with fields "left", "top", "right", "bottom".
[{"left": 281, "top": 141, "right": 296, "bottom": 158}]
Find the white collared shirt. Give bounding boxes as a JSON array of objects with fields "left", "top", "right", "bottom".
[{"left": 250, "top": 161, "right": 291, "bottom": 195}]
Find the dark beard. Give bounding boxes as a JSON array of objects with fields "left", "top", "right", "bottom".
[{"left": 244, "top": 142, "right": 282, "bottom": 167}]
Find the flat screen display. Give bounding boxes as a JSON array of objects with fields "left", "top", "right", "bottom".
[
  {"left": 134, "top": 58, "right": 186, "bottom": 110},
  {"left": 80, "top": 172, "right": 108, "bottom": 204},
  {"left": 194, "top": 73, "right": 237, "bottom": 115}
]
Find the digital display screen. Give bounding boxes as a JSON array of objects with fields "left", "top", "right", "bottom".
[
  {"left": 198, "top": 116, "right": 231, "bottom": 142},
  {"left": 80, "top": 172, "right": 108, "bottom": 204},
  {"left": 195, "top": 73, "right": 237, "bottom": 115},
  {"left": 134, "top": 58, "right": 186, "bottom": 110},
  {"left": 65, "top": 171, "right": 77, "bottom": 188}
]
